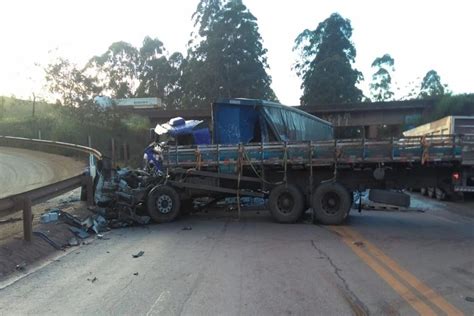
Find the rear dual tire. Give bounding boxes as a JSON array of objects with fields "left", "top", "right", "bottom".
[
  {"left": 311, "top": 182, "right": 351, "bottom": 225},
  {"left": 268, "top": 182, "right": 352, "bottom": 225},
  {"left": 268, "top": 184, "right": 305, "bottom": 223}
]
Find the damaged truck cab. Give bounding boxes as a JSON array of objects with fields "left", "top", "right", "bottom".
[{"left": 144, "top": 117, "right": 211, "bottom": 174}]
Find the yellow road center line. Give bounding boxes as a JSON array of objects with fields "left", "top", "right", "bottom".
[
  {"left": 340, "top": 226, "right": 463, "bottom": 316},
  {"left": 330, "top": 226, "right": 437, "bottom": 315}
]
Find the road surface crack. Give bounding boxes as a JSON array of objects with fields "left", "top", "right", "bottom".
[{"left": 310, "top": 240, "right": 370, "bottom": 316}]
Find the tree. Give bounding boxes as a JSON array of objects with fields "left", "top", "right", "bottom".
[
  {"left": 183, "top": 0, "right": 276, "bottom": 108},
  {"left": 44, "top": 57, "right": 103, "bottom": 123},
  {"left": 370, "top": 54, "right": 395, "bottom": 101},
  {"left": 87, "top": 37, "right": 185, "bottom": 108},
  {"left": 419, "top": 70, "right": 446, "bottom": 98},
  {"left": 294, "top": 13, "right": 363, "bottom": 105},
  {"left": 45, "top": 57, "right": 101, "bottom": 108},
  {"left": 87, "top": 41, "right": 140, "bottom": 99}
]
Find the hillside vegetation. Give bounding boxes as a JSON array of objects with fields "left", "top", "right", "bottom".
[{"left": 0, "top": 96, "right": 150, "bottom": 166}]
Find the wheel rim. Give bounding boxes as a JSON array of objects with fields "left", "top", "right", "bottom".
[
  {"left": 156, "top": 195, "right": 173, "bottom": 214},
  {"left": 277, "top": 192, "right": 295, "bottom": 214},
  {"left": 321, "top": 192, "right": 341, "bottom": 215}
]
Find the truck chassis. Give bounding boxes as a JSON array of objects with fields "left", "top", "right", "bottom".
[{"left": 143, "top": 134, "right": 474, "bottom": 225}]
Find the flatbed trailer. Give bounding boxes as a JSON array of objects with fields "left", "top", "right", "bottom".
[
  {"left": 145, "top": 135, "right": 474, "bottom": 225},
  {"left": 141, "top": 99, "right": 474, "bottom": 225}
]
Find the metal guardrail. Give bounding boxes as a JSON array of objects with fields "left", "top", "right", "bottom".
[
  {"left": 0, "top": 136, "right": 103, "bottom": 160},
  {"left": 0, "top": 136, "right": 103, "bottom": 241}
]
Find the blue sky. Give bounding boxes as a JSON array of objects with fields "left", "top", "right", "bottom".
[{"left": 0, "top": 0, "right": 473, "bottom": 104}]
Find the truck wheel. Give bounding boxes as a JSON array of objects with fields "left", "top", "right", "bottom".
[
  {"left": 312, "top": 183, "right": 351, "bottom": 225},
  {"left": 268, "top": 184, "right": 304, "bottom": 223},
  {"left": 146, "top": 185, "right": 181, "bottom": 223},
  {"left": 427, "top": 187, "right": 435, "bottom": 198},
  {"left": 435, "top": 188, "right": 447, "bottom": 201}
]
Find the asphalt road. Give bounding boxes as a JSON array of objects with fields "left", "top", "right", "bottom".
[
  {"left": 0, "top": 195, "right": 472, "bottom": 315},
  {"left": 0, "top": 147, "right": 84, "bottom": 198}
]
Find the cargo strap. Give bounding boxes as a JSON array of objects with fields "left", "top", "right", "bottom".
[
  {"left": 421, "top": 136, "right": 430, "bottom": 165},
  {"left": 194, "top": 149, "right": 202, "bottom": 171}
]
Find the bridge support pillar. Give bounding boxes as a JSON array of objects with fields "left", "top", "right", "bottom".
[{"left": 366, "top": 125, "right": 379, "bottom": 139}]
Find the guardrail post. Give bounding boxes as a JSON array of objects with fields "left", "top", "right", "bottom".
[
  {"left": 82, "top": 176, "right": 94, "bottom": 207},
  {"left": 22, "top": 198, "right": 33, "bottom": 242},
  {"left": 111, "top": 138, "right": 116, "bottom": 168}
]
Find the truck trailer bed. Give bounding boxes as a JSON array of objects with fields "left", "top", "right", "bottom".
[{"left": 162, "top": 135, "right": 474, "bottom": 170}]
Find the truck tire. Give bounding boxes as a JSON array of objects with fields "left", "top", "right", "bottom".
[
  {"left": 427, "top": 187, "right": 435, "bottom": 198},
  {"left": 435, "top": 188, "right": 447, "bottom": 201},
  {"left": 146, "top": 185, "right": 181, "bottom": 223},
  {"left": 311, "top": 182, "right": 351, "bottom": 225},
  {"left": 268, "top": 184, "right": 304, "bottom": 223},
  {"left": 369, "top": 189, "right": 410, "bottom": 207}
]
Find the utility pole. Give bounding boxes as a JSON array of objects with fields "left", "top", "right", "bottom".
[{"left": 32, "top": 93, "right": 36, "bottom": 118}]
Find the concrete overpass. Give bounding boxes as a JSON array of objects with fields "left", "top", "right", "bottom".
[{"left": 124, "top": 99, "right": 436, "bottom": 138}]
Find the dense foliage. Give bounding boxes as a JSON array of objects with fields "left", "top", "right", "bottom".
[
  {"left": 370, "top": 54, "right": 395, "bottom": 101},
  {"left": 429, "top": 94, "right": 474, "bottom": 121},
  {"left": 294, "top": 13, "right": 363, "bottom": 105},
  {"left": 183, "top": 0, "right": 276, "bottom": 108},
  {"left": 419, "top": 70, "right": 446, "bottom": 99}
]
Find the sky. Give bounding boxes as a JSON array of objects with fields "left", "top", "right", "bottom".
[{"left": 0, "top": 0, "right": 473, "bottom": 105}]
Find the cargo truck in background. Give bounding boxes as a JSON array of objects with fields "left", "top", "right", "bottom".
[
  {"left": 403, "top": 116, "right": 474, "bottom": 200},
  {"left": 130, "top": 99, "right": 474, "bottom": 225}
]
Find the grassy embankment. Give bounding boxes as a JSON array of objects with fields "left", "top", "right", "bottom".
[{"left": 0, "top": 96, "right": 151, "bottom": 167}]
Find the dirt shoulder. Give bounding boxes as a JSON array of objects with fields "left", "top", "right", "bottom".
[
  {"left": 0, "top": 189, "right": 95, "bottom": 281},
  {"left": 0, "top": 146, "right": 85, "bottom": 199}
]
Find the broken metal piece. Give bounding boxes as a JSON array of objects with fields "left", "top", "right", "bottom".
[
  {"left": 60, "top": 211, "right": 83, "bottom": 228},
  {"left": 33, "top": 231, "right": 63, "bottom": 251},
  {"left": 132, "top": 251, "right": 144, "bottom": 258},
  {"left": 68, "top": 227, "right": 90, "bottom": 239},
  {"left": 68, "top": 237, "right": 79, "bottom": 247}
]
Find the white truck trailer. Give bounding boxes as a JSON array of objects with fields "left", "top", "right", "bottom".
[{"left": 403, "top": 116, "right": 474, "bottom": 199}]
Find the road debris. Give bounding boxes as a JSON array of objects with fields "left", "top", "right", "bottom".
[
  {"left": 466, "top": 296, "right": 474, "bottom": 302},
  {"left": 132, "top": 251, "right": 144, "bottom": 258},
  {"left": 68, "top": 227, "right": 90, "bottom": 239},
  {"left": 353, "top": 241, "right": 364, "bottom": 247},
  {"left": 182, "top": 226, "right": 192, "bottom": 231},
  {"left": 133, "top": 272, "right": 139, "bottom": 276},
  {"left": 87, "top": 277, "right": 98, "bottom": 283},
  {"left": 33, "top": 231, "right": 63, "bottom": 251},
  {"left": 15, "top": 262, "right": 26, "bottom": 271},
  {"left": 40, "top": 209, "right": 60, "bottom": 223},
  {"left": 68, "top": 237, "right": 79, "bottom": 247}
]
